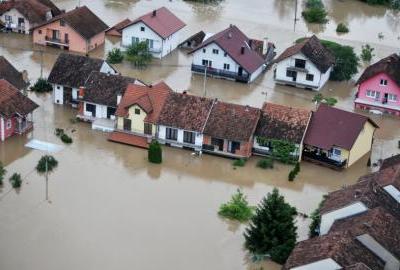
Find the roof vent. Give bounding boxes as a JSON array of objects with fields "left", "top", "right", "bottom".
[
  {"left": 152, "top": 9, "right": 156, "bottom": 17},
  {"left": 241, "top": 46, "right": 245, "bottom": 54},
  {"left": 245, "top": 105, "right": 249, "bottom": 111},
  {"left": 183, "top": 90, "right": 187, "bottom": 95}
]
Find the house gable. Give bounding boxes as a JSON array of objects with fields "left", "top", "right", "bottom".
[{"left": 348, "top": 121, "right": 377, "bottom": 166}]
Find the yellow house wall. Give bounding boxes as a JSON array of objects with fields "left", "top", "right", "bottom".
[
  {"left": 347, "top": 121, "right": 375, "bottom": 167},
  {"left": 117, "top": 105, "right": 156, "bottom": 136}
]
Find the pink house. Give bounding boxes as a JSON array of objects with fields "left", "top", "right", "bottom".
[
  {"left": 355, "top": 54, "right": 400, "bottom": 116},
  {"left": 0, "top": 79, "right": 38, "bottom": 142},
  {"left": 32, "top": 6, "right": 108, "bottom": 54}
]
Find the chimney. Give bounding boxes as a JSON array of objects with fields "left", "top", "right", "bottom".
[
  {"left": 241, "top": 46, "right": 245, "bottom": 54},
  {"left": 152, "top": 9, "right": 156, "bottom": 17},
  {"left": 245, "top": 105, "right": 249, "bottom": 111},
  {"left": 149, "top": 84, "right": 153, "bottom": 88},
  {"left": 182, "top": 90, "right": 187, "bottom": 95},
  {"left": 117, "top": 92, "right": 122, "bottom": 105},
  {"left": 78, "top": 86, "right": 85, "bottom": 99}
]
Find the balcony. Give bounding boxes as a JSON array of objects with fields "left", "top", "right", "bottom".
[
  {"left": 287, "top": 65, "right": 309, "bottom": 73},
  {"left": 191, "top": 64, "right": 250, "bottom": 83},
  {"left": 302, "top": 150, "right": 347, "bottom": 170},
  {"left": 45, "top": 36, "right": 69, "bottom": 45},
  {"left": 15, "top": 121, "right": 33, "bottom": 135}
]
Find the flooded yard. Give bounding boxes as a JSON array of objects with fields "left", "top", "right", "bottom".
[{"left": 1, "top": 0, "right": 400, "bottom": 269}]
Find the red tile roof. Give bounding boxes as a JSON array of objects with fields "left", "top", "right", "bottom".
[
  {"left": 304, "top": 104, "right": 378, "bottom": 150},
  {"left": 108, "top": 131, "right": 149, "bottom": 149},
  {"left": 122, "top": 7, "right": 185, "bottom": 39},
  {"left": 356, "top": 54, "right": 400, "bottom": 87},
  {"left": 189, "top": 25, "right": 265, "bottom": 73},
  {"left": 0, "top": 79, "right": 38, "bottom": 117},
  {"left": 115, "top": 81, "right": 172, "bottom": 124},
  {"left": 106, "top": 18, "right": 132, "bottom": 36}
]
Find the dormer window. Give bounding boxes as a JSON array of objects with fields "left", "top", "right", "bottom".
[
  {"left": 140, "top": 26, "right": 145, "bottom": 32},
  {"left": 380, "top": 79, "right": 388, "bottom": 86}
]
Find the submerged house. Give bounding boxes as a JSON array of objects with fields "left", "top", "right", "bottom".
[
  {"left": 0, "top": 79, "right": 38, "bottom": 141},
  {"left": 48, "top": 53, "right": 117, "bottom": 106},
  {"left": 32, "top": 6, "right": 108, "bottom": 53},
  {"left": 202, "top": 101, "right": 260, "bottom": 158},
  {"left": 106, "top": 18, "right": 132, "bottom": 37},
  {"left": 109, "top": 81, "right": 172, "bottom": 148},
  {"left": 303, "top": 104, "right": 378, "bottom": 169},
  {"left": 0, "top": 56, "right": 29, "bottom": 90},
  {"left": 253, "top": 102, "right": 311, "bottom": 161},
  {"left": 178, "top": 30, "right": 206, "bottom": 49},
  {"left": 189, "top": 25, "right": 272, "bottom": 83},
  {"left": 120, "top": 7, "right": 186, "bottom": 59},
  {"left": 274, "top": 35, "right": 335, "bottom": 91},
  {"left": 0, "top": 0, "right": 61, "bottom": 34},
  {"left": 355, "top": 53, "right": 400, "bottom": 116}
]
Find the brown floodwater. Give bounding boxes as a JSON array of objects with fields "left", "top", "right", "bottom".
[{"left": 1, "top": 1, "right": 400, "bottom": 269}]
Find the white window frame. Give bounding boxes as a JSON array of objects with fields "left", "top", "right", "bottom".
[
  {"left": 6, "top": 119, "right": 12, "bottom": 129},
  {"left": 366, "top": 90, "right": 380, "bottom": 99},
  {"left": 212, "top": 49, "right": 219, "bottom": 55},
  {"left": 223, "top": 63, "right": 230, "bottom": 70},
  {"left": 388, "top": 93, "right": 397, "bottom": 101},
  {"left": 380, "top": 79, "right": 388, "bottom": 86}
]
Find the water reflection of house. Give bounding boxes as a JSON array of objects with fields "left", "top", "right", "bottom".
[
  {"left": 108, "top": 82, "right": 172, "bottom": 148},
  {"left": 0, "top": 79, "right": 38, "bottom": 141},
  {"left": 48, "top": 53, "right": 117, "bottom": 106},
  {"left": 303, "top": 104, "right": 378, "bottom": 170},
  {"left": 0, "top": 56, "right": 29, "bottom": 90},
  {"left": 202, "top": 101, "right": 260, "bottom": 158},
  {"left": 355, "top": 54, "right": 400, "bottom": 116},
  {"left": 274, "top": 35, "right": 335, "bottom": 91},
  {"left": 253, "top": 102, "right": 311, "bottom": 162},
  {"left": 32, "top": 6, "right": 108, "bottom": 53}
]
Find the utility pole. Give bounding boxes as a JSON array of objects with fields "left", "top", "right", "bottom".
[
  {"left": 45, "top": 157, "right": 48, "bottom": 201},
  {"left": 40, "top": 49, "right": 43, "bottom": 79},
  {"left": 294, "top": 0, "right": 298, "bottom": 32}
]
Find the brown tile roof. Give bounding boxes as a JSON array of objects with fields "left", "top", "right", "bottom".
[
  {"left": 0, "top": 56, "right": 28, "bottom": 90},
  {"left": 189, "top": 25, "right": 265, "bottom": 73},
  {"left": 356, "top": 54, "right": 400, "bottom": 87},
  {"left": 203, "top": 101, "right": 260, "bottom": 142},
  {"left": 82, "top": 72, "right": 136, "bottom": 107},
  {"left": 0, "top": 79, "right": 38, "bottom": 117},
  {"left": 122, "top": 7, "right": 185, "bottom": 39},
  {"left": 36, "top": 0, "right": 62, "bottom": 16},
  {"left": 34, "top": 6, "right": 108, "bottom": 39},
  {"left": 380, "top": 154, "right": 400, "bottom": 171},
  {"left": 179, "top": 31, "right": 206, "bottom": 47},
  {"left": 304, "top": 104, "right": 378, "bottom": 150},
  {"left": 275, "top": 35, "right": 335, "bottom": 73},
  {"left": 157, "top": 92, "right": 214, "bottom": 132},
  {"left": 106, "top": 18, "right": 132, "bottom": 36},
  {"left": 48, "top": 53, "right": 112, "bottom": 89},
  {"left": 115, "top": 81, "right": 172, "bottom": 124},
  {"left": 255, "top": 102, "right": 311, "bottom": 144},
  {"left": 108, "top": 131, "right": 149, "bottom": 149},
  {"left": 344, "top": 263, "right": 372, "bottom": 270}
]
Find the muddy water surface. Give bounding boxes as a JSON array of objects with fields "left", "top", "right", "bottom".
[{"left": 1, "top": 1, "right": 400, "bottom": 269}]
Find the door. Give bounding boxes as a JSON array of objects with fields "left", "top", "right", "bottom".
[
  {"left": 292, "top": 71, "right": 297, "bottom": 82},
  {"left": 52, "top": 30, "right": 58, "bottom": 40},
  {"left": 384, "top": 93, "right": 389, "bottom": 104},
  {"left": 123, "top": 118, "right": 131, "bottom": 131},
  {"left": 63, "top": 87, "right": 72, "bottom": 104},
  {"left": 86, "top": 103, "right": 96, "bottom": 117},
  {"left": 238, "top": 67, "right": 243, "bottom": 77},
  {"left": 229, "top": 141, "right": 241, "bottom": 154},
  {"left": 107, "top": 107, "right": 116, "bottom": 119},
  {"left": 18, "top": 17, "right": 24, "bottom": 26},
  {"left": 65, "top": 33, "right": 69, "bottom": 43},
  {"left": 211, "top": 138, "right": 224, "bottom": 151}
]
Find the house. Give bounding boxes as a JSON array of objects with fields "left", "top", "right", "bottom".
[
  {"left": 108, "top": 81, "right": 172, "bottom": 148},
  {"left": 274, "top": 35, "right": 335, "bottom": 91},
  {"left": 0, "top": 56, "right": 29, "bottom": 90},
  {"left": 303, "top": 104, "right": 378, "bottom": 169},
  {"left": 355, "top": 54, "right": 400, "bottom": 116},
  {"left": 0, "top": 0, "right": 61, "bottom": 34},
  {"left": 48, "top": 53, "right": 117, "bottom": 106},
  {"left": 120, "top": 7, "right": 186, "bottom": 59},
  {"left": 253, "top": 102, "right": 311, "bottom": 161},
  {"left": 189, "top": 25, "right": 273, "bottom": 83},
  {"left": 106, "top": 18, "right": 132, "bottom": 37},
  {"left": 0, "top": 79, "right": 38, "bottom": 141},
  {"left": 32, "top": 6, "right": 108, "bottom": 53},
  {"left": 157, "top": 92, "right": 214, "bottom": 151},
  {"left": 178, "top": 30, "right": 206, "bottom": 49},
  {"left": 202, "top": 101, "right": 260, "bottom": 158},
  {"left": 76, "top": 72, "right": 139, "bottom": 132}
]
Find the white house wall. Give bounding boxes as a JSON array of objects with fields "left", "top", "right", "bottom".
[
  {"left": 158, "top": 125, "right": 203, "bottom": 149},
  {"left": 161, "top": 31, "right": 181, "bottom": 58},
  {"left": 53, "top": 84, "right": 78, "bottom": 105},
  {"left": 1, "top": 8, "right": 30, "bottom": 34},
  {"left": 100, "top": 62, "right": 118, "bottom": 74},
  {"left": 83, "top": 102, "right": 110, "bottom": 119},
  {"left": 249, "top": 64, "right": 264, "bottom": 82}
]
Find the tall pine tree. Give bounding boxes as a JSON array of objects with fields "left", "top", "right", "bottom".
[{"left": 244, "top": 188, "right": 297, "bottom": 264}]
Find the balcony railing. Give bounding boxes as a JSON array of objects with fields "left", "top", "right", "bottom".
[
  {"left": 45, "top": 36, "right": 69, "bottom": 45},
  {"left": 303, "top": 151, "right": 347, "bottom": 170},
  {"left": 287, "top": 65, "right": 308, "bottom": 73},
  {"left": 191, "top": 64, "right": 250, "bottom": 82}
]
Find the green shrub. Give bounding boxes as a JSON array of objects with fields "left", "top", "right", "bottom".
[
  {"left": 107, "top": 48, "right": 124, "bottom": 64},
  {"left": 361, "top": 44, "right": 375, "bottom": 62},
  {"left": 294, "top": 162, "right": 300, "bottom": 174},
  {"left": 61, "top": 133, "right": 73, "bottom": 144},
  {"left": 308, "top": 195, "right": 327, "bottom": 237},
  {"left": 336, "top": 23, "right": 349, "bottom": 33},
  {"left": 125, "top": 41, "right": 152, "bottom": 67},
  {"left": 233, "top": 158, "right": 246, "bottom": 167},
  {"left": 30, "top": 78, "right": 52, "bottom": 93},
  {"left": 257, "top": 158, "right": 274, "bottom": 169},
  {"left": 306, "top": 0, "right": 324, "bottom": 8},
  {"left": 36, "top": 155, "right": 58, "bottom": 174},
  {"left": 0, "top": 162, "right": 6, "bottom": 186},
  {"left": 302, "top": 7, "right": 328, "bottom": 24},
  {"left": 9, "top": 173, "right": 22, "bottom": 188},
  {"left": 148, "top": 140, "right": 162, "bottom": 164},
  {"left": 55, "top": 128, "right": 64, "bottom": 137},
  {"left": 288, "top": 170, "right": 296, "bottom": 181},
  {"left": 218, "top": 189, "right": 254, "bottom": 222}
]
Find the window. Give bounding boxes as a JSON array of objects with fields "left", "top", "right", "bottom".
[
  {"left": 306, "top": 74, "right": 314, "bottom": 81},
  {"left": 286, "top": 70, "right": 296, "bottom": 78},
  {"left": 223, "top": 63, "right": 230, "bottom": 70},
  {"left": 135, "top": 108, "right": 141, "bottom": 115},
  {"left": 294, "top": 59, "right": 306, "bottom": 69},
  {"left": 183, "top": 131, "right": 195, "bottom": 144},
  {"left": 132, "top": 37, "right": 139, "bottom": 44},
  {"left": 85, "top": 103, "right": 96, "bottom": 117},
  {"left": 5, "top": 15, "right": 12, "bottom": 22},
  {"left": 388, "top": 93, "right": 397, "bottom": 101},
  {"left": 166, "top": 127, "right": 178, "bottom": 141},
  {"left": 6, "top": 119, "right": 11, "bottom": 129},
  {"left": 38, "top": 29, "right": 42, "bottom": 34},
  {"left": 202, "top": 59, "right": 212, "bottom": 67},
  {"left": 332, "top": 148, "right": 341, "bottom": 156},
  {"left": 224, "top": 52, "right": 227, "bottom": 57},
  {"left": 147, "top": 39, "right": 154, "bottom": 49},
  {"left": 203, "top": 49, "right": 206, "bottom": 53},
  {"left": 123, "top": 118, "right": 131, "bottom": 131},
  {"left": 212, "top": 49, "right": 219, "bottom": 54},
  {"left": 60, "top": 20, "right": 65, "bottom": 26},
  {"left": 144, "top": 123, "right": 152, "bottom": 135},
  {"left": 366, "top": 90, "right": 380, "bottom": 99},
  {"left": 140, "top": 26, "right": 145, "bottom": 32},
  {"left": 380, "top": 79, "right": 388, "bottom": 86}
]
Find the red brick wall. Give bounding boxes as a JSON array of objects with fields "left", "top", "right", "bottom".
[
  {"left": 3, "top": 117, "right": 16, "bottom": 140},
  {"left": 202, "top": 135, "right": 253, "bottom": 158}
]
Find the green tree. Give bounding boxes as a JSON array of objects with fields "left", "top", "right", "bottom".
[
  {"left": 244, "top": 188, "right": 298, "bottom": 264},
  {"left": 0, "top": 162, "right": 6, "bottom": 186},
  {"left": 30, "top": 78, "right": 52, "bottom": 93},
  {"left": 125, "top": 41, "right": 152, "bottom": 67},
  {"left": 9, "top": 173, "right": 22, "bottom": 188},
  {"left": 336, "top": 23, "right": 349, "bottom": 33},
  {"left": 107, "top": 48, "right": 124, "bottom": 64},
  {"left": 302, "top": 0, "right": 328, "bottom": 23},
  {"left": 360, "top": 44, "right": 375, "bottom": 62},
  {"left": 148, "top": 140, "right": 162, "bottom": 164},
  {"left": 308, "top": 195, "right": 327, "bottom": 237},
  {"left": 36, "top": 155, "right": 58, "bottom": 174},
  {"left": 218, "top": 189, "right": 254, "bottom": 222}
]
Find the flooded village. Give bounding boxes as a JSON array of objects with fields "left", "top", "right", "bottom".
[{"left": 1, "top": 0, "right": 400, "bottom": 270}]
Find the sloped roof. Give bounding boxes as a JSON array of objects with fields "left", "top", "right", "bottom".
[
  {"left": 48, "top": 53, "right": 110, "bottom": 89},
  {"left": 0, "top": 56, "right": 28, "bottom": 90},
  {"left": 115, "top": 81, "right": 172, "bottom": 124},
  {"left": 157, "top": 92, "right": 214, "bottom": 132},
  {"left": 255, "top": 102, "right": 311, "bottom": 144},
  {"left": 203, "top": 101, "right": 260, "bottom": 142},
  {"left": 0, "top": 79, "right": 38, "bottom": 117},
  {"left": 106, "top": 18, "right": 132, "bottom": 36},
  {"left": 122, "top": 7, "right": 185, "bottom": 39},
  {"left": 189, "top": 25, "right": 265, "bottom": 74},
  {"left": 179, "top": 31, "right": 206, "bottom": 47},
  {"left": 34, "top": 6, "right": 108, "bottom": 39},
  {"left": 36, "top": 0, "right": 62, "bottom": 16},
  {"left": 304, "top": 104, "right": 378, "bottom": 151},
  {"left": 356, "top": 54, "right": 400, "bottom": 87},
  {"left": 380, "top": 154, "right": 400, "bottom": 171},
  {"left": 275, "top": 35, "right": 335, "bottom": 73},
  {"left": 82, "top": 72, "right": 136, "bottom": 107}
]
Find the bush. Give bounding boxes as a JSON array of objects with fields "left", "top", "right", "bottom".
[
  {"left": 302, "top": 7, "right": 328, "bottom": 23},
  {"left": 30, "top": 78, "right": 52, "bottom": 93},
  {"left": 361, "top": 44, "right": 375, "bottom": 62},
  {"left": 288, "top": 162, "right": 300, "bottom": 181},
  {"left": 36, "top": 155, "right": 58, "bottom": 174},
  {"left": 233, "top": 158, "right": 246, "bottom": 167},
  {"left": 257, "top": 158, "right": 274, "bottom": 169},
  {"left": 107, "top": 48, "right": 124, "bottom": 64},
  {"left": 9, "top": 173, "right": 22, "bottom": 188},
  {"left": 0, "top": 162, "right": 6, "bottom": 186},
  {"left": 55, "top": 128, "right": 64, "bottom": 137},
  {"left": 61, "top": 133, "right": 73, "bottom": 144},
  {"left": 312, "top": 93, "right": 337, "bottom": 106},
  {"left": 125, "top": 41, "right": 152, "bottom": 67},
  {"left": 148, "top": 140, "right": 162, "bottom": 164},
  {"left": 218, "top": 189, "right": 254, "bottom": 222},
  {"left": 309, "top": 195, "right": 327, "bottom": 237},
  {"left": 336, "top": 23, "right": 349, "bottom": 33}
]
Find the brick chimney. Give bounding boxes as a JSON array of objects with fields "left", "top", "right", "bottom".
[
  {"left": 78, "top": 86, "right": 85, "bottom": 99},
  {"left": 152, "top": 9, "right": 156, "bottom": 17},
  {"left": 241, "top": 46, "right": 245, "bottom": 54}
]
